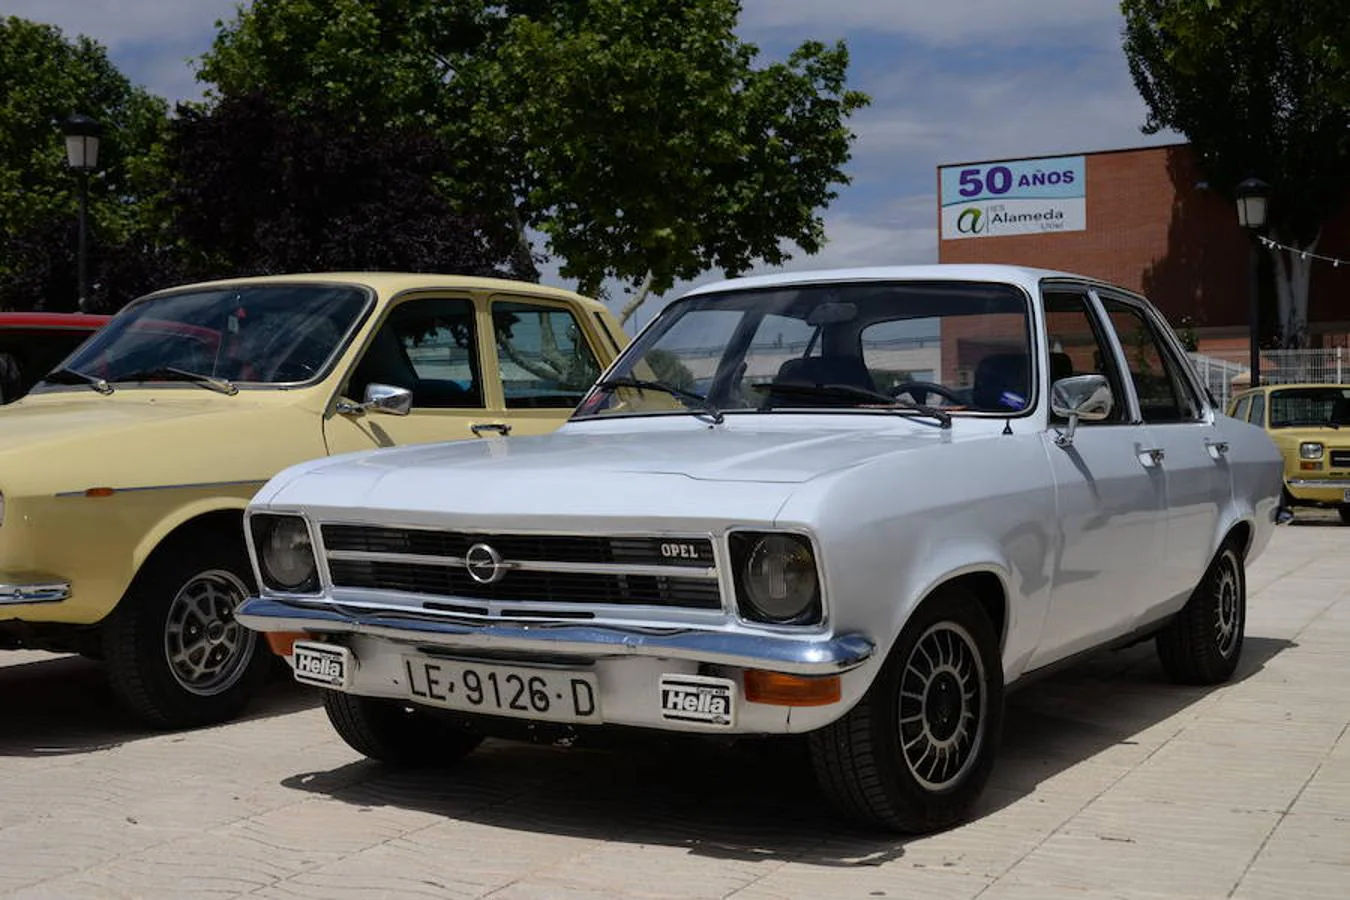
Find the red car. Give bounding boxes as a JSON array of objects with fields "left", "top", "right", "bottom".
[{"left": 0, "top": 311, "right": 111, "bottom": 404}]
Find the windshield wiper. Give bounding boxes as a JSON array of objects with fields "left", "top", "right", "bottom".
[
  {"left": 750, "top": 382, "right": 952, "bottom": 429},
  {"left": 595, "top": 377, "right": 724, "bottom": 424},
  {"left": 110, "top": 366, "right": 239, "bottom": 396},
  {"left": 42, "top": 367, "right": 113, "bottom": 395}
]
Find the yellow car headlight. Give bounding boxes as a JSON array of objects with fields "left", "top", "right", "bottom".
[{"left": 1300, "top": 441, "right": 1324, "bottom": 460}]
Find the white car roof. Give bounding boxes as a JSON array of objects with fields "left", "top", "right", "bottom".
[{"left": 681, "top": 264, "right": 1104, "bottom": 298}]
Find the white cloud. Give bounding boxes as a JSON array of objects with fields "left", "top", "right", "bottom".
[
  {"left": 6, "top": 0, "right": 243, "bottom": 100},
  {"left": 740, "top": 0, "right": 1125, "bottom": 47},
  {"left": 5, "top": 0, "right": 241, "bottom": 51}
]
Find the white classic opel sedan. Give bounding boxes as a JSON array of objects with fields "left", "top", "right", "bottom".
[{"left": 237, "top": 265, "right": 1284, "bottom": 833}]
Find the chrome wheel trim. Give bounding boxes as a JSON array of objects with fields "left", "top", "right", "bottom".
[
  {"left": 1213, "top": 552, "right": 1242, "bottom": 659},
  {"left": 162, "top": 569, "right": 256, "bottom": 696},
  {"left": 897, "top": 621, "right": 987, "bottom": 792}
]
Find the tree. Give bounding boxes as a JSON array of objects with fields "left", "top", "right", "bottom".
[
  {"left": 1121, "top": 0, "right": 1350, "bottom": 347},
  {"left": 196, "top": 0, "right": 868, "bottom": 321},
  {"left": 165, "top": 92, "right": 520, "bottom": 278},
  {"left": 479, "top": 0, "right": 869, "bottom": 322},
  {"left": 0, "top": 16, "right": 171, "bottom": 311}
]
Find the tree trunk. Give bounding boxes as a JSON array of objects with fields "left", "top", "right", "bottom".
[
  {"left": 510, "top": 205, "right": 540, "bottom": 283},
  {"left": 1267, "top": 230, "right": 1317, "bottom": 350},
  {"left": 618, "top": 270, "right": 655, "bottom": 327}
]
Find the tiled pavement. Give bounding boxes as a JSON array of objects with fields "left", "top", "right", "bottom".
[{"left": 2, "top": 516, "right": 1348, "bottom": 899}]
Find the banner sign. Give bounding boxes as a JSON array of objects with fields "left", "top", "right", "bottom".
[{"left": 939, "top": 155, "right": 1086, "bottom": 240}]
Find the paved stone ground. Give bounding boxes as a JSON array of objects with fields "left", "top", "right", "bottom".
[{"left": 3, "top": 517, "right": 1348, "bottom": 899}]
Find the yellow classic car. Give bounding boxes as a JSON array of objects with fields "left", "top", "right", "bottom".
[
  {"left": 1226, "top": 382, "right": 1350, "bottom": 523},
  {"left": 0, "top": 272, "right": 626, "bottom": 728}
]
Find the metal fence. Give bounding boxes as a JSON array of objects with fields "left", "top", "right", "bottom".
[{"left": 1189, "top": 347, "right": 1350, "bottom": 410}]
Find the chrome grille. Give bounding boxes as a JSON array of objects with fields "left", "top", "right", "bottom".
[
  {"left": 1330, "top": 450, "right": 1350, "bottom": 469},
  {"left": 320, "top": 525, "right": 722, "bottom": 611}
]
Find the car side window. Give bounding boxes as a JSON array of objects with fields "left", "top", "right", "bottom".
[
  {"left": 348, "top": 297, "right": 484, "bottom": 409},
  {"left": 1250, "top": 393, "right": 1266, "bottom": 427},
  {"left": 492, "top": 300, "right": 601, "bottom": 409},
  {"left": 1100, "top": 297, "right": 1203, "bottom": 424},
  {"left": 1231, "top": 395, "right": 1251, "bottom": 422},
  {"left": 1041, "top": 289, "right": 1128, "bottom": 425}
]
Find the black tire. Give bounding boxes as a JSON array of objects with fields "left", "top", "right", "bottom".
[
  {"left": 1338, "top": 505, "right": 1350, "bottom": 525},
  {"left": 101, "top": 528, "right": 270, "bottom": 729},
  {"left": 808, "top": 588, "right": 1004, "bottom": 833},
  {"left": 1156, "top": 542, "right": 1245, "bottom": 685},
  {"left": 323, "top": 690, "right": 483, "bottom": 766}
]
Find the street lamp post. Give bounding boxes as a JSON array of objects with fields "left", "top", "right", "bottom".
[
  {"left": 61, "top": 114, "right": 102, "bottom": 312},
  {"left": 1235, "top": 177, "right": 1271, "bottom": 388}
]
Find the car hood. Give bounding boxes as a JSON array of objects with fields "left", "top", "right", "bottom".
[
  {"left": 258, "top": 416, "right": 966, "bottom": 527},
  {"left": 0, "top": 391, "right": 247, "bottom": 448}
]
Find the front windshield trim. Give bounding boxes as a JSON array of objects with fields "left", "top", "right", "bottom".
[
  {"left": 33, "top": 280, "right": 378, "bottom": 396},
  {"left": 573, "top": 278, "right": 1038, "bottom": 423}
]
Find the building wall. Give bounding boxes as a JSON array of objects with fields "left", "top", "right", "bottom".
[{"left": 937, "top": 144, "right": 1350, "bottom": 348}]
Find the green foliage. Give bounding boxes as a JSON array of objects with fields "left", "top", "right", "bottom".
[
  {"left": 486, "top": 0, "right": 869, "bottom": 300},
  {"left": 1121, "top": 0, "right": 1350, "bottom": 245},
  {"left": 0, "top": 17, "right": 171, "bottom": 309},
  {"left": 198, "top": 0, "right": 869, "bottom": 308}
]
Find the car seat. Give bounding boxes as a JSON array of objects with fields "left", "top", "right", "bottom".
[{"left": 971, "top": 352, "right": 1030, "bottom": 411}]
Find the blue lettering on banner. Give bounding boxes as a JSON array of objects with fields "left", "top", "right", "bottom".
[{"left": 940, "top": 155, "right": 1085, "bottom": 206}]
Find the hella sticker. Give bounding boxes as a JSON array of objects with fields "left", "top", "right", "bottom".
[{"left": 659, "top": 674, "right": 736, "bottom": 727}]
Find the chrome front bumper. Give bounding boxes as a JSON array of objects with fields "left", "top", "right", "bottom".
[
  {"left": 0, "top": 573, "right": 71, "bottom": 605},
  {"left": 235, "top": 597, "right": 876, "bottom": 675}
]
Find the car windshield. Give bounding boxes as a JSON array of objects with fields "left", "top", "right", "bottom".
[
  {"left": 1269, "top": 387, "right": 1350, "bottom": 428},
  {"left": 574, "top": 280, "right": 1033, "bottom": 421},
  {"left": 44, "top": 284, "right": 371, "bottom": 389}
]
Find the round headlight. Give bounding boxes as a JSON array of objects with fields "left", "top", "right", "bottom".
[
  {"left": 261, "top": 517, "right": 316, "bottom": 591},
  {"left": 741, "top": 534, "right": 819, "bottom": 623},
  {"left": 1300, "top": 441, "right": 1324, "bottom": 460}
]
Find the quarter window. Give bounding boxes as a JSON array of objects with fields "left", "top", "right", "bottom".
[
  {"left": 1231, "top": 395, "right": 1252, "bottom": 422},
  {"left": 1250, "top": 393, "right": 1266, "bottom": 427}
]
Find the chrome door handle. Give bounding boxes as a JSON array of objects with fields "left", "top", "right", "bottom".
[
  {"left": 1138, "top": 447, "right": 1165, "bottom": 467},
  {"left": 470, "top": 422, "right": 512, "bottom": 437},
  {"left": 1205, "top": 439, "right": 1230, "bottom": 460}
]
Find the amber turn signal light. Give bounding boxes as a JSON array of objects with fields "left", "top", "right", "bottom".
[
  {"left": 743, "top": 670, "right": 841, "bottom": 706},
  {"left": 264, "top": 631, "right": 307, "bottom": 657}
]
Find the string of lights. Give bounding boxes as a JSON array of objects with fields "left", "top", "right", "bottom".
[{"left": 1256, "top": 235, "right": 1349, "bottom": 268}]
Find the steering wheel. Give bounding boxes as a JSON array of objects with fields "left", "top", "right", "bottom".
[{"left": 889, "top": 380, "right": 965, "bottom": 406}]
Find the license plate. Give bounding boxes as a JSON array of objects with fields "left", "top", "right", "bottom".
[
  {"left": 402, "top": 655, "right": 601, "bottom": 724},
  {"left": 659, "top": 674, "right": 736, "bottom": 727},
  {"left": 1344, "top": 489, "right": 1350, "bottom": 502},
  {"left": 292, "top": 641, "right": 352, "bottom": 689}
]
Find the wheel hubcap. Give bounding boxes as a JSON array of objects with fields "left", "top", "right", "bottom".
[
  {"left": 163, "top": 569, "right": 255, "bottom": 696},
  {"left": 1214, "top": 554, "right": 1241, "bottom": 658},
  {"left": 898, "top": 622, "right": 986, "bottom": 792}
]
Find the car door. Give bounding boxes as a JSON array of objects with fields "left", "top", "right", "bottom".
[
  {"left": 1096, "top": 292, "right": 1228, "bottom": 620},
  {"left": 481, "top": 293, "right": 607, "bottom": 438},
  {"left": 1030, "top": 286, "right": 1168, "bottom": 668},
  {"left": 324, "top": 293, "right": 497, "bottom": 453}
]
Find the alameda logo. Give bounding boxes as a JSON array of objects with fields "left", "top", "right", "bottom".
[{"left": 957, "top": 207, "right": 985, "bottom": 235}]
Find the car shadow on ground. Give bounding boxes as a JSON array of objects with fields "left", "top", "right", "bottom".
[
  {"left": 0, "top": 653, "right": 320, "bottom": 758},
  {"left": 279, "top": 635, "right": 1292, "bottom": 865}
]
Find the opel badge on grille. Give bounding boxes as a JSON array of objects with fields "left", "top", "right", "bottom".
[{"left": 465, "top": 543, "right": 507, "bottom": 584}]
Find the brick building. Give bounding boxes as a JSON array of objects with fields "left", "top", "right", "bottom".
[{"left": 936, "top": 143, "right": 1350, "bottom": 355}]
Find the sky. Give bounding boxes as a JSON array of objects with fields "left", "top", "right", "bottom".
[{"left": 8, "top": 0, "right": 1181, "bottom": 327}]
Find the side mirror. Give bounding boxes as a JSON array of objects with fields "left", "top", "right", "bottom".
[
  {"left": 1051, "top": 374, "right": 1112, "bottom": 447},
  {"left": 336, "top": 382, "right": 413, "bottom": 417}
]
